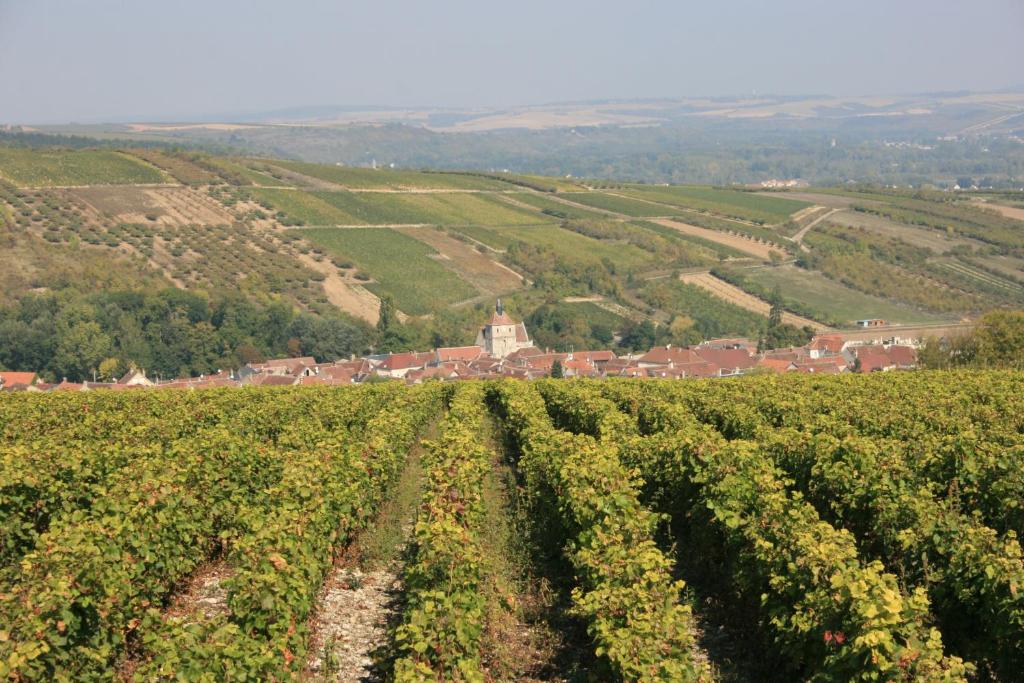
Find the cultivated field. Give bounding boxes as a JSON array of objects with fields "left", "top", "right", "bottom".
[
  {"left": 3, "top": 373, "right": 1021, "bottom": 680},
  {"left": 679, "top": 271, "right": 831, "bottom": 331},
  {"left": 396, "top": 226, "right": 524, "bottom": 295},
  {"left": 0, "top": 148, "right": 166, "bottom": 186},
  {"left": 652, "top": 218, "right": 785, "bottom": 260},
  {"left": 296, "top": 227, "right": 480, "bottom": 314},
  {"left": 71, "top": 186, "right": 234, "bottom": 226},
  {"left": 745, "top": 264, "right": 949, "bottom": 325}
]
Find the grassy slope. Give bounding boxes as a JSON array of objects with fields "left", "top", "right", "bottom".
[
  {"left": 296, "top": 227, "right": 479, "bottom": 314},
  {"left": 746, "top": 265, "right": 949, "bottom": 324},
  {"left": 264, "top": 160, "right": 515, "bottom": 190},
  {"left": 314, "top": 191, "right": 547, "bottom": 226},
  {"left": 620, "top": 185, "right": 810, "bottom": 224},
  {"left": 499, "top": 225, "right": 654, "bottom": 269},
  {"left": 0, "top": 148, "right": 166, "bottom": 186}
]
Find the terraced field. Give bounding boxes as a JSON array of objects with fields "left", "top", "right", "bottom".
[
  {"left": 0, "top": 148, "right": 167, "bottom": 186},
  {"left": 295, "top": 227, "right": 480, "bottom": 314},
  {"left": 744, "top": 264, "right": 950, "bottom": 325}
]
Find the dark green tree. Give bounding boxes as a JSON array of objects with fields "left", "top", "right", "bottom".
[{"left": 550, "top": 359, "right": 564, "bottom": 378}]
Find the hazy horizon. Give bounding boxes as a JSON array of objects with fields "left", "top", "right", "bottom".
[{"left": 1, "top": 0, "right": 1023, "bottom": 124}]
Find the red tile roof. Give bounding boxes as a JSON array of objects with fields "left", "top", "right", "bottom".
[
  {"left": 809, "top": 335, "right": 845, "bottom": 354},
  {"left": 0, "top": 372, "right": 37, "bottom": 388},
  {"left": 379, "top": 351, "right": 432, "bottom": 371},
  {"left": 487, "top": 311, "right": 516, "bottom": 326},
  {"left": 637, "top": 346, "right": 702, "bottom": 366},
  {"left": 757, "top": 358, "right": 795, "bottom": 373},
  {"left": 694, "top": 348, "right": 756, "bottom": 370},
  {"left": 436, "top": 346, "right": 484, "bottom": 362}
]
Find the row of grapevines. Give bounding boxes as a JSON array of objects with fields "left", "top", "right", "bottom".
[
  {"left": 0, "top": 428, "right": 263, "bottom": 679},
  {"left": 490, "top": 381, "right": 712, "bottom": 682},
  {"left": 761, "top": 430, "right": 1024, "bottom": 676},
  {"left": 0, "top": 385, "right": 406, "bottom": 679},
  {"left": 635, "top": 379, "right": 1024, "bottom": 676},
  {"left": 644, "top": 373, "right": 1024, "bottom": 540},
  {"left": 392, "top": 382, "right": 489, "bottom": 681},
  {"left": 135, "top": 383, "right": 443, "bottom": 680},
  {"left": 0, "top": 387, "right": 384, "bottom": 583},
  {"left": 551, "top": 381, "right": 969, "bottom": 681}
]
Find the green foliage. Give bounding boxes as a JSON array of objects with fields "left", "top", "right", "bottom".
[
  {"left": 296, "top": 228, "right": 479, "bottom": 314},
  {"left": 639, "top": 279, "right": 764, "bottom": 340},
  {"left": 619, "top": 185, "right": 811, "bottom": 225},
  {"left": 0, "top": 289, "right": 372, "bottom": 381},
  {"left": 0, "top": 148, "right": 166, "bottom": 187},
  {"left": 491, "top": 381, "right": 713, "bottom": 681},
  {"left": 393, "top": 384, "right": 488, "bottom": 681}
]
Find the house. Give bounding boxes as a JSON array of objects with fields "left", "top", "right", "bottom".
[
  {"left": 375, "top": 351, "right": 434, "bottom": 379},
  {"left": 852, "top": 345, "right": 917, "bottom": 372},
  {"left": 474, "top": 300, "right": 533, "bottom": 358},
  {"left": 699, "top": 338, "right": 756, "bottom": 351},
  {"left": 693, "top": 347, "right": 757, "bottom": 375},
  {"left": 792, "top": 357, "right": 848, "bottom": 374},
  {"left": 240, "top": 357, "right": 317, "bottom": 380},
  {"left": 0, "top": 371, "right": 37, "bottom": 390},
  {"left": 807, "top": 335, "right": 845, "bottom": 359},
  {"left": 245, "top": 374, "right": 300, "bottom": 387},
  {"left": 435, "top": 346, "right": 485, "bottom": 363},
  {"left": 636, "top": 345, "right": 703, "bottom": 368},
  {"left": 116, "top": 368, "right": 154, "bottom": 387},
  {"left": 756, "top": 357, "right": 797, "bottom": 373}
]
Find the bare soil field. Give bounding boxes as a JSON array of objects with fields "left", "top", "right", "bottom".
[
  {"left": 652, "top": 218, "right": 786, "bottom": 260},
  {"left": 292, "top": 249, "right": 383, "bottom": 324},
  {"left": 396, "top": 226, "right": 524, "bottom": 294},
  {"left": 70, "top": 186, "right": 234, "bottom": 226},
  {"left": 679, "top": 271, "right": 831, "bottom": 331},
  {"left": 973, "top": 199, "right": 1024, "bottom": 222}
]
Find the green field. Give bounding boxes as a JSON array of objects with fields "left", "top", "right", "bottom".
[
  {"left": 247, "top": 188, "right": 355, "bottom": 224},
  {"left": 266, "top": 160, "right": 514, "bottom": 190},
  {"left": 447, "top": 225, "right": 515, "bottom": 250},
  {"left": 206, "top": 158, "right": 294, "bottom": 186},
  {"left": 296, "top": 228, "right": 479, "bottom": 314},
  {"left": 499, "top": 225, "right": 654, "bottom": 269},
  {"left": 558, "top": 300, "right": 630, "bottom": 328},
  {"left": 314, "top": 191, "right": 546, "bottom": 226},
  {"left": 505, "top": 192, "right": 610, "bottom": 219},
  {"left": 619, "top": 185, "right": 811, "bottom": 224},
  {"left": 746, "top": 265, "right": 949, "bottom": 325},
  {"left": 560, "top": 191, "right": 672, "bottom": 217},
  {"left": 0, "top": 148, "right": 167, "bottom": 187}
]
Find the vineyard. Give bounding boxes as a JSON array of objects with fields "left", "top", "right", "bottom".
[{"left": 1, "top": 372, "right": 1022, "bottom": 681}]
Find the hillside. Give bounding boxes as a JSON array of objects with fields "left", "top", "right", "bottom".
[{"left": 1, "top": 144, "right": 1022, "bottom": 380}]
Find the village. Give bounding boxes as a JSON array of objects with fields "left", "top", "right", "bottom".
[{"left": 0, "top": 302, "right": 920, "bottom": 392}]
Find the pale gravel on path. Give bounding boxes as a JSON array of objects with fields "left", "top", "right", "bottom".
[{"left": 306, "top": 565, "right": 404, "bottom": 682}]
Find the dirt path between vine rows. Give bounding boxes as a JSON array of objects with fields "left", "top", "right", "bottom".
[{"left": 304, "top": 442, "right": 426, "bottom": 682}]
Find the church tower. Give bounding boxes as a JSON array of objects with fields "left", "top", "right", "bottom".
[{"left": 475, "top": 300, "right": 533, "bottom": 358}]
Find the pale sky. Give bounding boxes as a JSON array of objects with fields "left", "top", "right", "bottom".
[{"left": 1, "top": 0, "right": 1022, "bottom": 123}]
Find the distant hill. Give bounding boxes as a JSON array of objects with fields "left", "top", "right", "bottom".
[
  {"left": 15, "top": 90, "right": 1024, "bottom": 187},
  {"left": 1, "top": 144, "right": 1021, "bottom": 380}
]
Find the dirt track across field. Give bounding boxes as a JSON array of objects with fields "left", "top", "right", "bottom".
[
  {"left": 679, "top": 271, "right": 831, "bottom": 331},
  {"left": 653, "top": 218, "right": 785, "bottom": 261},
  {"left": 293, "top": 250, "right": 383, "bottom": 324},
  {"left": 973, "top": 199, "right": 1024, "bottom": 222},
  {"left": 397, "top": 226, "right": 524, "bottom": 294}
]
